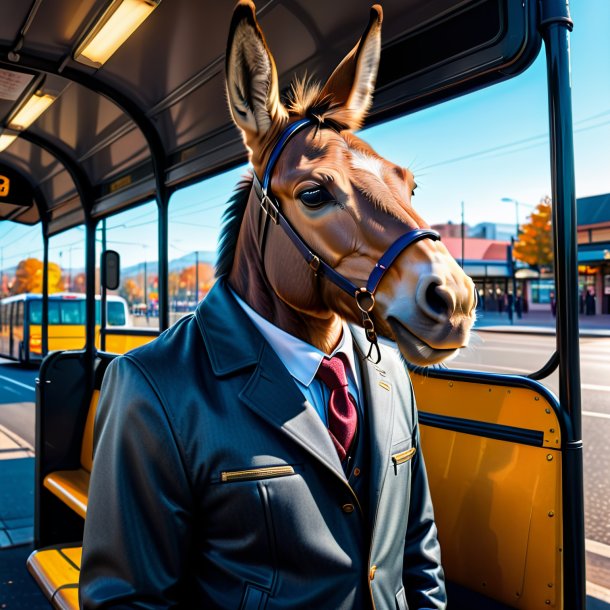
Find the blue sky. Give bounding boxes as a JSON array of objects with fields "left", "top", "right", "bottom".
[{"left": 1, "top": 0, "right": 608, "bottom": 271}]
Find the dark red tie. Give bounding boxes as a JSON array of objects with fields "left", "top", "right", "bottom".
[{"left": 316, "top": 355, "right": 358, "bottom": 462}]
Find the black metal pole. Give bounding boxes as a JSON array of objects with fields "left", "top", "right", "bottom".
[
  {"left": 85, "top": 219, "right": 97, "bottom": 358},
  {"left": 100, "top": 219, "right": 107, "bottom": 351},
  {"left": 540, "top": 1, "right": 584, "bottom": 608},
  {"left": 41, "top": 221, "right": 49, "bottom": 357},
  {"left": 460, "top": 202, "right": 465, "bottom": 268},
  {"left": 158, "top": 196, "right": 169, "bottom": 331}
]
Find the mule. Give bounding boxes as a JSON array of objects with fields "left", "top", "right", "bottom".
[{"left": 220, "top": 0, "right": 476, "bottom": 365}]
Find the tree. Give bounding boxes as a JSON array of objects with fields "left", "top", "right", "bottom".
[
  {"left": 10, "top": 258, "right": 63, "bottom": 294},
  {"left": 513, "top": 196, "right": 553, "bottom": 271}
]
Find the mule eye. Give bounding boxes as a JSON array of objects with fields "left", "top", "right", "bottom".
[{"left": 298, "top": 187, "right": 334, "bottom": 209}]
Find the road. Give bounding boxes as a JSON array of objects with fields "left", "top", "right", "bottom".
[
  {"left": 0, "top": 360, "right": 37, "bottom": 448},
  {"left": 1, "top": 337, "right": 610, "bottom": 594}
]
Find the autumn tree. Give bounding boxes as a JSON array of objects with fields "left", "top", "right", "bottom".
[
  {"left": 10, "top": 258, "right": 63, "bottom": 294},
  {"left": 513, "top": 196, "right": 554, "bottom": 271}
]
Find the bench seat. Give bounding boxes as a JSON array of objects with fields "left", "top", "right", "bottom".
[
  {"left": 42, "top": 389, "right": 99, "bottom": 519},
  {"left": 27, "top": 545, "right": 82, "bottom": 610},
  {"left": 43, "top": 469, "right": 90, "bottom": 519}
]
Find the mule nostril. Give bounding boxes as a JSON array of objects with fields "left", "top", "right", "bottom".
[{"left": 425, "top": 282, "right": 449, "bottom": 316}]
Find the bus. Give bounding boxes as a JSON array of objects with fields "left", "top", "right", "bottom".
[
  {"left": 0, "top": 293, "right": 129, "bottom": 364},
  {"left": 0, "top": 0, "right": 604, "bottom": 609}
]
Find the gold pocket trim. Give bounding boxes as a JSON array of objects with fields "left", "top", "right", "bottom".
[
  {"left": 221, "top": 465, "right": 295, "bottom": 483},
  {"left": 391, "top": 447, "right": 416, "bottom": 465}
]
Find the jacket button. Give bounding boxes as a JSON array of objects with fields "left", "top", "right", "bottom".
[
  {"left": 369, "top": 565, "right": 377, "bottom": 580},
  {"left": 342, "top": 503, "right": 355, "bottom": 513}
]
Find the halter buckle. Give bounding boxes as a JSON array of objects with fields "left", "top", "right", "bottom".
[
  {"left": 355, "top": 288, "right": 375, "bottom": 313},
  {"left": 260, "top": 194, "right": 279, "bottom": 224},
  {"left": 309, "top": 256, "right": 321, "bottom": 274}
]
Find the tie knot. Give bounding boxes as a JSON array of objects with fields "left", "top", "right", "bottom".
[{"left": 316, "top": 355, "right": 349, "bottom": 391}]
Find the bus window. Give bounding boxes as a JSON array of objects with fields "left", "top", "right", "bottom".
[
  {"left": 48, "top": 301, "right": 60, "bottom": 325},
  {"left": 107, "top": 301, "right": 126, "bottom": 326},
  {"left": 29, "top": 300, "right": 42, "bottom": 324},
  {"left": 60, "top": 300, "right": 85, "bottom": 325}
]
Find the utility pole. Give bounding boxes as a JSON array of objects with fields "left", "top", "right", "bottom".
[
  {"left": 461, "top": 201, "right": 465, "bottom": 268},
  {"left": 195, "top": 250, "right": 199, "bottom": 303}
]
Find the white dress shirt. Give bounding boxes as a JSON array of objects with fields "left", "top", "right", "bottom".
[{"left": 231, "top": 290, "right": 362, "bottom": 427}]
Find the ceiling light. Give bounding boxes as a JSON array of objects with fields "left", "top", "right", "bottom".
[
  {"left": 74, "top": 0, "right": 161, "bottom": 68},
  {"left": 0, "top": 132, "right": 18, "bottom": 152},
  {"left": 8, "top": 93, "right": 56, "bottom": 130}
]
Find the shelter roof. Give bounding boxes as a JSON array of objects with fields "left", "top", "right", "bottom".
[{"left": 443, "top": 237, "right": 509, "bottom": 262}]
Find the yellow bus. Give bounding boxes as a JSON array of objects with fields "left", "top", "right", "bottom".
[{"left": 0, "top": 293, "right": 129, "bottom": 364}]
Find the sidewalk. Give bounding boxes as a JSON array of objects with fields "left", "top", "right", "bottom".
[{"left": 474, "top": 309, "right": 610, "bottom": 337}]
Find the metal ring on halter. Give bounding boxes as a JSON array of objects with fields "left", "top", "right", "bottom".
[{"left": 355, "top": 288, "right": 375, "bottom": 313}]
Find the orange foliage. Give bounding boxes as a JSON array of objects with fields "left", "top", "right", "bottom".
[
  {"left": 10, "top": 258, "right": 63, "bottom": 295},
  {"left": 513, "top": 197, "right": 553, "bottom": 270},
  {"left": 179, "top": 263, "right": 215, "bottom": 296}
]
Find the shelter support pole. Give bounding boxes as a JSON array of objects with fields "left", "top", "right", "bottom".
[
  {"left": 540, "top": 1, "right": 585, "bottom": 608},
  {"left": 85, "top": 219, "right": 97, "bottom": 359},
  {"left": 158, "top": 192, "right": 170, "bottom": 332},
  {"left": 41, "top": 220, "right": 49, "bottom": 357}
]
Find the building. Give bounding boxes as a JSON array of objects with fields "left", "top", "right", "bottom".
[
  {"left": 577, "top": 193, "right": 610, "bottom": 315},
  {"left": 469, "top": 222, "right": 516, "bottom": 242}
]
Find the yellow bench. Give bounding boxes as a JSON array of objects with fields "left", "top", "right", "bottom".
[
  {"left": 27, "top": 544, "right": 82, "bottom": 610},
  {"left": 41, "top": 389, "right": 99, "bottom": 519}
]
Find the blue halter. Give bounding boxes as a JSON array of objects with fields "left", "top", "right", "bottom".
[{"left": 251, "top": 118, "right": 441, "bottom": 359}]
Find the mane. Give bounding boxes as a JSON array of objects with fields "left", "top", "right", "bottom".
[
  {"left": 284, "top": 75, "right": 363, "bottom": 131},
  {"left": 215, "top": 174, "right": 253, "bottom": 277}
]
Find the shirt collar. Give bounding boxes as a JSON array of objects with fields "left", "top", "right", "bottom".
[{"left": 230, "top": 289, "right": 358, "bottom": 388}]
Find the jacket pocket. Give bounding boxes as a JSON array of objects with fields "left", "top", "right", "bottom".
[
  {"left": 221, "top": 465, "right": 295, "bottom": 483},
  {"left": 391, "top": 447, "right": 416, "bottom": 466},
  {"left": 395, "top": 586, "right": 409, "bottom": 610},
  {"left": 240, "top": 583, "right": 269, "bottom": 610}
]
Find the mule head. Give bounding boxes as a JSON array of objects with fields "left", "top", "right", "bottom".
[{"left": 225, "top": 1, "right": 476, "bottom": 365}]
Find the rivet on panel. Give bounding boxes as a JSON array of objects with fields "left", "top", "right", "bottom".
[
  {"left": 548, "top": 511, "right": 555, "bottom": 518},
  {"left": 535, "top": 396, "right": 540, "bottom": 401},
  {"left": 548, "top": 583, "right": 554, "bottom": 588},
  {"left": 545, "top": 408, "right": 551, "bottom": 414},
  {"left": 550, "top": 428, "right": 555, "bottom": 433},
  {"left": 488, "top": 388, "right": 492, "bottom": 392},
  {"left": 545, "top": 600, "right": 551, "bottom": 605},
  {"left": 515, "top": 592, "right": 520, "bottom": 598},
  {"left": 448, "top": 382, "right": 453, "bottom": 388},
  {"left": 547, "top": 454, "right": 554, "bottom": 461}
]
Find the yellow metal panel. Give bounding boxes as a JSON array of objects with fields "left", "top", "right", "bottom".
[
  {"left": 80, "top": 390, "right": 100, "bottom": 472},
  {"left": 104, "top": 332, "right": 156, "bottom": 354},
  {"left": 411, "top": 372, "right": 561, "bottom": 449},
  {"left": 413, "top": 372, "right": 563, "bottom": 610}
]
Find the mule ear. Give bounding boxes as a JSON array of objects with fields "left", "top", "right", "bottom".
[
  {"left": 320, "top": 5, "right": 382, "bottom": 130},
  {"left": 226, "top": 1, "right": 287, "bottom": 152}
]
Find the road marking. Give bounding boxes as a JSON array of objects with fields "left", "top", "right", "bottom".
[
  {"left": 0, "top": 375, "right": 35, "bottom": 392},
  {"left": 587, "top": 581, "right": 610, "bottom": 604},
  {"left": 582, "top": 384, "right": 610, "bottom": 393},
  {"left": 587, "top": 538, "right": 610, "bottom": 559},
  {"left": 583, "top": 411, "right": 610, "bottom": 420}
]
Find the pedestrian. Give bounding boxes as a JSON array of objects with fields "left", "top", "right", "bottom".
[
  {"left": 586, "top": 289, "right": 596, "bottom": 316},
  {"left": 507, "top": 292, "right": 514, "bottom": 323},
  {"left": 515, "top": 290, "right": 523, "bottom": 319},
  {"left": 550, "top": 291, "right": 557, "bottom": 317}
]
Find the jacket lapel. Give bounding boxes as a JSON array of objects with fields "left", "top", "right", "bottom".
[
  {"left": 350, "top": 327, "right": 396, "bottom": 521},
  {"left": 196, "top": 280, "right": 345, "bottom": 482},
  {"left": 240, "top": 343, "right": 345, "bottom": 481}
]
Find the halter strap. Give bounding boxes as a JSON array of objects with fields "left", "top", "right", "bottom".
[{"left": 252, "top": 117, "right": 441, "bottom": 361}]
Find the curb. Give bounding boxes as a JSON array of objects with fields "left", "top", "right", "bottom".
[{"left": 474, "top": 326, "right": 610, "bottom": 338}]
